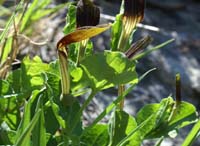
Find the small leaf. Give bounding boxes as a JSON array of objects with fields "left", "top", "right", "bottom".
[
  {"left": 109, "top": 110, "right": 141, "bottom": 146},
  {"left": 0, "top": 79, "right": 12, "bottom": 95},
  {"left": 81, "top": 124, "right": 109, "bottom": 146},
  {"left": 80, "top": 51, "right": 138, "bottom": 90},
  {"left": 136, "top": 97, "right": 173, "bottom": 139}
]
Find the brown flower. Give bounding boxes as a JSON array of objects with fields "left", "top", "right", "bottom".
[
  {"left": 76, "top": 0, "right": 100, "bottom": 28},
  {"left": 118, "top": 0, "right": 145, "bottom": 51},
  {"left": 123, "top": 0, "right": 144, "bottom": 23}
]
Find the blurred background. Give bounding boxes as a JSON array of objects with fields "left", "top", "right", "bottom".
[{"left": 1, "top": 0, "right": 200, "bottom": 145}]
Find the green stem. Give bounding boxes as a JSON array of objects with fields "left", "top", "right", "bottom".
[
  {"left": 168, "top": 73, "right": 182, "bottom": 122},
  {"left": 175, "top": 73, "right": 181, "bottom": 104}
]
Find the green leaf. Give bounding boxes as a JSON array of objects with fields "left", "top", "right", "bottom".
[
  {"left": 45, "top": 72, "right": 61, "bottom": 98},
  {"left": 182, "top": 119, "right": 200, "bottom": 146},
  {"left": 168, "top": 102, "right": 197, "bottom": 128},
  {"left": 50, "top": 102, "right": 66, "bottom": 129},
  {"left": 84, "top": 40, "right": 94, "bottom": 58},
  {"left": 0, "top": 1, "right": 22, "bottom": 43},
  {"left": 16, "top": 90, "right": 44, "bottom": 146},
  {"left": 0, "top": 94, "right": 20, "bottom": 130},
  {"left": 32, "top": 95, "right": 46, "bottom": 146},
  {"left": 136, "top": 97, "right": 198, "bottom": 139},
  {"left": 32, "top": 3, "right": 67, "bottom": 21},
  {"left": 7, "top": 69, "right": 21, "bottom": 93},
  {"left": 63, "top": 4, "right": 76, "bottom": 34},
  {"left": 7, "top": 56, "right": 49, "bottom": 95},
  {"left": 136, "top": 97, "right": 173, "bottom": 139},
  {"left": 109, "top": 110, "right": 141, "bottom": 146},
  {"left": 44, "top": 104, "right": 59, "bottom": 136},
  {"left": 15, "top": 109, "right": 42, "bottom": 146},
  {"left": 0, "top": 122, "right": 16, "bottom": 144},
  {"left": 0, "top": 37, "right": 13, "bottom": 64},
  {"left": 0, "top": 79, "right": 12, "bottom": 95},
  {"left": 48, "top": 60, "right": 60, "bottom": 76},
  {"left": 80, "top": 51, "right": 138, "bottom": 90},
  {"left": 20, "top": 0, "right": 51, "bottom": 31},
  {"left": 110, "top": 14, "right": 123, "bottom": 51},
  {"left": 81, "top": 124, "right": 109, "bottom": 146}
]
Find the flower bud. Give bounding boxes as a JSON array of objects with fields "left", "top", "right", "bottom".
[{"left": 76, "top": 0, "right": 100, "bottom": 28}]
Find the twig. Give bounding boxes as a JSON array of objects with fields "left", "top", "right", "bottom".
[
  {"left": 0, "top": 28, "right": 48, "bottom": 45},
  {"left": 17, "top": 34, "right": 48, "bottom": 46}
]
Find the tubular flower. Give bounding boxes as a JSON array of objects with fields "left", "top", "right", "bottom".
[
  {"left": 118, "top": 0, "right": 145, "bottom": 51},
  {"left": 76, "top": 0, "right": 100, "bottom": 28},
  {"left": 123, "top": 0, "right": 144, "bottom": 34}
]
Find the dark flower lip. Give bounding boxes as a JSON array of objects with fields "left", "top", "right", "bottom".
[
  {"left": 76, "top": 0, "right": 100, "bottom": 28},
  {"left": 123, "top": 0, "right": 145, "bottom": 23}
]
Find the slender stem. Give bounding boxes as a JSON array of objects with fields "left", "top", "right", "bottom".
[
  {"left": 118, "top": 84, "right": 125, "bottom": 110},
  {"left": 168, "top": 73, "right": 182, "bottom": 122},
  {"left": 176, "top": 73, "right": 181, "bottom": 105}
]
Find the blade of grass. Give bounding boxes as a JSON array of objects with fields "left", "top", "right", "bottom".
[
  {"left": 15, "top": 99, "right": 31, "bottom": 146},
  {"left": 182, "top": 120, "right": 200, "bottom": 146},
  {"left": 32, "top": 95, "right": 46, "bottom": 146},
  {"left": 15, "top": 109, "right": 42, "bottom": 146},
  {"left": 0, "top": 1, "right": 23, "bottom": 43},
  {"left": 132, "top": 39, "right": 174, "bottom": 60},
  {"left": 116, "top": 115, "right": 153, "bottom": 146},
  {"left": 20, "top": 0, "right": 41, "bottom": 31}
]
